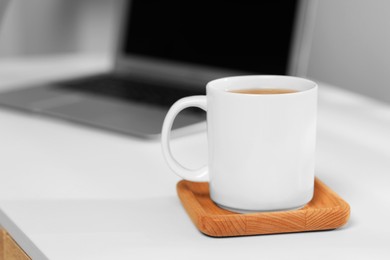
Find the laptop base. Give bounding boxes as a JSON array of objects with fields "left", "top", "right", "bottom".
[{"left": 0, "top": 82, "right": 206, "bottom": 139}]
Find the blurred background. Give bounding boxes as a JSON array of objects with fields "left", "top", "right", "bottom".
[
  {"left": 0, "top": 0, "right": 118, "bottom": 57},
  {"left": 1, "top": 0, "right": 390, "bottom": 103}
]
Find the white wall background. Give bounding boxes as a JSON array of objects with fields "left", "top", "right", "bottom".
[
  {"left": 1, "top": 0, "right": 390, "bottom": 103},
  {"left": 0, "top": 0, "right": 118, "bottom": 56},
  {"left": 306, "top": 0, "right": 390, "bottom": 103}
]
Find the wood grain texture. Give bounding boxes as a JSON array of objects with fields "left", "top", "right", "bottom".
[
  {"left": 4, "top": 234, "right": 31, "bottom": 260},
  {"left": 0, "top": 228, "right": 30, "bottom": 260},
  {"left": 177, "top": 178, "right": 350, "bottom": 237},
  {"left": 0, "top": 228, "right": 4, "bottom": 260}
]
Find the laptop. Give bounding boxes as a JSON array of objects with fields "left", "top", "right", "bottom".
[{"left": 0, "top": 0, "right": 317, "bottom": 138}]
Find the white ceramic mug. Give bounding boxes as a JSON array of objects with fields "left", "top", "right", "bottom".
[{"left": 162, "top": 75, "right": 317, "bottom": 213}]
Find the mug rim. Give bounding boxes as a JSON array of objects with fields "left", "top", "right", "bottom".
[{"left": 207, "top": 75, "right": 317, "bottom": 96}]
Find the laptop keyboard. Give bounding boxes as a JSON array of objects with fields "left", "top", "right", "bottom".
[{"left": 55, "top": 74, "right": 205, "bottom": 111}]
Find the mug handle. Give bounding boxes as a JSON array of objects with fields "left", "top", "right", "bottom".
[{"left": 161, "top": 96, "right": 208, "bottom": 182}]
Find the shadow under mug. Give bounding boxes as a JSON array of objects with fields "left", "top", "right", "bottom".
[{"left": 162, "top": 75, "right": 317, "bottom": 213}]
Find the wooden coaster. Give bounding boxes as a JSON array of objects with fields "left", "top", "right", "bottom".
[{"left": 177, "top": 178, "right": 350, "bottom": 237}]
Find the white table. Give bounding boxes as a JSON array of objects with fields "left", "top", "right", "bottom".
[{"left": 0, "top": 55, "right": 389, "bottom": 259}]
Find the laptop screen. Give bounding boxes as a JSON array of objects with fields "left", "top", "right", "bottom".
[{"left": 122, "top": 1, "right": 299, "bottom": 75}]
